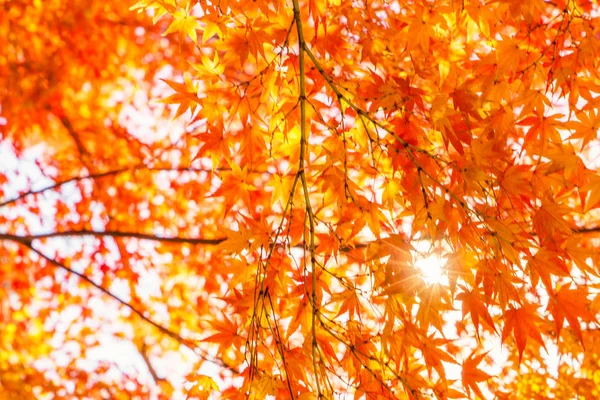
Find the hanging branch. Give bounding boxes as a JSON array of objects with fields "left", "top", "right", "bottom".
[{"left": 2, "top": 235, "right": 237, "bottom": 373}]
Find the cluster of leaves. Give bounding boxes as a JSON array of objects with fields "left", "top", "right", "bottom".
[{"left": 2, "top": 0, "right": 600, "bottom": 398}]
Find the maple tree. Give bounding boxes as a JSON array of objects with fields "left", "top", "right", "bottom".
[{"left": 2, "top": 0, "right": 600, "bottom": 398}]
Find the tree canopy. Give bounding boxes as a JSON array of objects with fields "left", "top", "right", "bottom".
[{"left": 2, "top": 0, "right": 600, "bottom": 398}]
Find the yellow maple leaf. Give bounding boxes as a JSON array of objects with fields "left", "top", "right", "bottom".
[
  {"left": 163, "top": 9, "right": 200, "bottom": 44},
  {"left": 186, "top": 375, "right": 219, "bottom": 400},
  {"left": 160, "top": 76, "right": 200, "bottom": 119}
]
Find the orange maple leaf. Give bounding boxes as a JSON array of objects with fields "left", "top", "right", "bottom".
[
  {"left": 548, "top": 284, "right": 596, "bottom": 344},
  {"left": 461, "top": 351, "right": 491, "bottom": 399},
  {"left": 160, "top": 77, "right": 201, "bottom": 119},
  {"left": 456, "top": 286, "right": 496, "bottom": 337},
  {"left": 501, "top": 304, "right": 546, "bottom": 362}
]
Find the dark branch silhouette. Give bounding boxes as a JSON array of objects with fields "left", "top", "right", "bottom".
[
  {"left": 580, "top": 226, "right": 600, "bottom": 234},
  {"left": 0, "top": 223, "right": 599, "bottom": 251},
  {"left": 0, "top": 222, "right": 598, "bottom": 373},
  {"left": 0, "top": 167, "right": 209, "bottom": 208},
  {"left": 1, "top": 236, "right": 235, "bottom": 372},
  {"left": 0, "top": 230, "right": 226, "bottom": 245},
  {"left": 0, "top": 165, "right": 284, "bottom": 208}
]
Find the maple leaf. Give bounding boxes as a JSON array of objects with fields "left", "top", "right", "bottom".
[
  {"left": 160, "top": 76, "right": 201, "bottom": 119},
  {"left": 501, "top": 304, "right": 546, "bottom": 363},
  {"left": 248, "top": 374, "right": 284, "bottom": 400},
  {"left": 475, "top": 259, "right": 521, "bottom": 309},
  {"left": 129, "top": 0, "right": 177, "bottom": 23},
  {"left": 163, "top": 9, "right": 201, "bottom": 44},
  {"left": 217, "top": 226, "right": 253, "bottom": 254},
  {"left": 186, "top": 375, "right": 219, "bottom": 400},
  {"left": 548, "top": 284, "right": 596, "bottom": 344},
  {"left": 532, "top": 201, "right": 573, "bottom": 245},
  {"left": 581, "top": 173, "right": 600, "bottom": 212},
  {"left": 461, "top": 351, "right": 491, "bottom": 399},
  {"left": 445, "top": 251, "right": 476, "bottom": 294},
  {"left": 419, "top": 335, "right": 458, "bottom": 381},
  {"left": 519, "top": 112, "right": 566, "bottom": 151},
  {"left": 456, "top": 286, "right": 496, "bottom": 337},
  {"left": 201, "top": 15, "right": 223, "bottom": 44},
  {"left": 334, "top": 288, "right": 361, "bottom": 321},
  {"left": 526, "top": 250, "right": 571, "bottom": 290},
  {"left": 203, "top": 315, "right": 242, "bottom": 357},
  {"left": 563, "top": 109, "right": 600, "bottom": 148},
  {"left": 416, "top": 283, "right": 452, "bottom": 331},
  {"left": 375, "top": 235, "right": 424, "bottom": 297},
  {"left": 269, "top": 173, "right": 296, "bottom": 208},
  {"left": 189, "top": 52, "right": 225, "bottom": 77},
  {"left": 495, "top": 35, "right": 526, "bottom": 73},
  {"left": 406, "top": 7, "right": 435, "bottom": 52}
]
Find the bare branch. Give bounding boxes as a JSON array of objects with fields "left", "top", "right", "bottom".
[
  {"left": 578, "top": 226, "right": 600, "bottom": 234},
  {"left": 138, "top": 342, "right": 164, "bottom": 383},
  {"left": 2, "top": 237, "right": 236, "bottom": 372},
  {"left": 59, "top": 115, "right": 91, "bottom": 164},
  {"left": 0, "top": 230, "right": 226, "bottom": 245},
  {"left": 0, "top": 168, "right": 127, "bottom": 208},
  {"left": 0, "top": 165, "right": 278, "bottom": 208},
  {"left": 1, "top": 224, "right": 598, "bottom": 252}
]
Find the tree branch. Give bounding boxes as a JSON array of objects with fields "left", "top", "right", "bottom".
[
  {"left": 578, "top": 226, "right": 600, "bottom": 234},
  {"left": 59, "top": 115, "right": 92, "bottom": 165},
  {"left": 0, "top": 168, "right": 126, "bottom": 208},
  {"left": 2, "top": 237, "right": 236, "bottom": 372},
  {"left": 292, "top": 0, "right": 322, "bottom": 396},
  {"left": 0, "top": 165, "right": 281, "bottom": 208},
  {"left": 0, "top": 167, "right": 209, "bottom": 208},
  {"left": 138, "top": 342, "right": 164, "bottom": 383},
  {"left": 0, "top": 224, "right": 598, "bottom": 252},
  {"left": 0, "top": 230, "right": 226, "bottom": 245}
]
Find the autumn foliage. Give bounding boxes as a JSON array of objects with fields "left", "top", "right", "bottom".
[{"left": 2, "top": 0, "right": 600, "bottom": 398}]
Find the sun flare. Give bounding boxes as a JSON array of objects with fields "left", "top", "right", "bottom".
[{"left": 414, "top": 254, "right": 448, "bottom": 285}]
